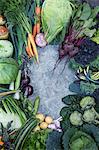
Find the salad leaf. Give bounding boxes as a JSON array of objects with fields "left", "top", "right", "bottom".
[
  {"left": 23, "top": 129, "right": 51, "bottom": 150},
  {"left": 92, "top": 29, "right": 99, "bottom": 44},
  {"left": 79, "top": 3, "right": 91, "bottom": 20},
  {"left": 80, "top": 81, "right": 99, "bottom": 95}
]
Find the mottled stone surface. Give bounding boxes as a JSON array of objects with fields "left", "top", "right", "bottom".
[{"left": 29, "top": 45, "right": 75, "bottom": 119}]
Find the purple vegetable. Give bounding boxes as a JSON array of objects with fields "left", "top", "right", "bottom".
[
  {"left": 35, "top": 33, "right": 47, "bottom": 48},
  {"left": 24, "top": 85, "right": 33, "bottom": 97},
  {"left": 21, "top": 76, "right": 30, "bottom": 88}
]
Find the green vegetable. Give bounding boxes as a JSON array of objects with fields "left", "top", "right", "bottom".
[
  {"left": 80, "top": 81, "right": 99, "bottom": 95},
  {"left": 0, "top": 40, "right": 13, "bottom": 58},
  {"left": 70, "top": 111, "right": 83, "bottom": 126},
  {"left": 72, "top": 3, "right": 99, "bottom": 38},
  {"left": 70, "top": 131, "right": 98, "bottom": 150},
  {"left": 0, "top": 58, "right": 19, "bottom": 84},
  {"left": 92, "top": 29, "right": 99, "bottom": 44},
  {"left": 33, "top": 96, "right": 40, "bottom": 115},
  {"left": 83, "top": 109, "right": 95, "bottom": 123},
  {"left": 62, "top": 128, "right": 98, "bottom": 150},
  {"left": 80, "top": 96, "right": 95, "bottom": 110},
  {"left": 23, "top": 129, "right": 51, "bottom": 150},
  {"left": 83, "top": 108, "right": 99, "bottom": 124},
  {"left": 79, "top": 3, "right": 91, "bottom": 20},
  {"left": 0, "top": 96, "right": 26, "bottom": 129},
  {"left": 14, "top": 117, "right": 38, "bottom": 150},
  {"left": 41, "top": 0, "right": 73, "bottom": 43},
  {"left": 15, "top": 70, "right": 21, "bottom": 90}
]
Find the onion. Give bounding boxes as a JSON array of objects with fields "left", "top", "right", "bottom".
[
  {"left": 35, "top": 33, "right": 47, "bottom": 48},
  {"left": 0, "top": 26, "right": 9, "bottom": 39},
  {"left": 24, "top": 85, "right": 33, "bottom": 97},
  {"left": 21, "top": 76, "right": 30, "bottom": 88}
]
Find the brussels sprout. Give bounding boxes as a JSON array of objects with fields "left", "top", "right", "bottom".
[
  {"left": 83, "top": 109, "right": 95, "bottom": 123},
  {"left": 80, "top": 96, "right": 95, "bottom": 109},
  {"left": 70, "top": 111, "right": 83, "bottom": 126}
]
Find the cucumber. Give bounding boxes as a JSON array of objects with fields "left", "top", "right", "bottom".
[
  {"left": 0, "top": 40, "right": 13, "bottom": 58},
  {"left": 14, "top": 117, "right": 38, "bottom": 150}
]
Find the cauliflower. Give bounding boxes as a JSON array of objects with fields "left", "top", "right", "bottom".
[
  {"left": 70, "top": 111, "right": 83, "bottom": 126},
  {"left": 80, "top": 96, "right": 95, "bottom": 110}
]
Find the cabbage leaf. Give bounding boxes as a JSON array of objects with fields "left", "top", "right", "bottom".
[
  {"left": 41, "top": 0, "right": 73, "bottom": 43},
  {"left": 0, "top": 58, "right": 19, "bottom": 84}
]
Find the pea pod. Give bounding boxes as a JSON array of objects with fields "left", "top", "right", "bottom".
[{"left": 33, "top": 96, "right": 40, "bottom": 115}]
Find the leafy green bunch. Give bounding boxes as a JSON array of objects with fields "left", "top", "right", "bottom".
[{"left": 60, "top": 95, "right": 99, "bottom": 150}]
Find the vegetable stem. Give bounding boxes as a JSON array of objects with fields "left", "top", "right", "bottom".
[{"left": 0, "top": 90, "right": 20, "bottom": 97}]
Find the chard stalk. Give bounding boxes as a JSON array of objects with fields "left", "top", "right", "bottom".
[{"left": 0, "top": 90, "right": 20, "bottom": 97}]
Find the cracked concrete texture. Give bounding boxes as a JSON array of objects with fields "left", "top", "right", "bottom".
[{"left": 29, "top": 45, "right": 75, "bottom": 119}]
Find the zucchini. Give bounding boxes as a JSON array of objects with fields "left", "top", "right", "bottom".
[{"left": 14, "top": 117, "right": 39, "bottom": 150}]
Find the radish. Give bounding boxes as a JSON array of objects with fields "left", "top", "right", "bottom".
[{"left": 35, "top": 33, "right": 47, "bottom": 48}]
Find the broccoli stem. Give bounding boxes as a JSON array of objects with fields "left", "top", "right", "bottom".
[
  {"left": 94, "top": 120, "right": 99, "bottom": 124},
  {"left": 92, "top": 107, "right": 99, "bottom": 119}
]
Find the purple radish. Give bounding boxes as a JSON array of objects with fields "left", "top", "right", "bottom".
[{"left": 35, "top": 33, "right": 47, "bottom": 47}]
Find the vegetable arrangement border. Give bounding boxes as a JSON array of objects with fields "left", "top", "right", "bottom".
[{"left": 0, "top": 0, "right": 99, "bottom": 150}]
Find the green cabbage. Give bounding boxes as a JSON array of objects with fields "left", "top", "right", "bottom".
[
  {"left": 62, "top": 128, "right": 98, "bottom": 150},
  {"left": 41, "top": 0, "right": 73, "bottom": 43},
  {"left": 0, "top": 58, "right": 19, "bottom": 84},
  {"left": 70, "top": 131, "right": 98, "bottom": 150}
]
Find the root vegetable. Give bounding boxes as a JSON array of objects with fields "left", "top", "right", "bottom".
[
  {"left": 36, "top": 113, "right": 45, "bottom": 122},
  {"left": 45, "top": 116, "right": 53, "bottom": 124},
  {"left": 35, "top": 33, "right": 47, "bottom": 47},
  {"left": 40, "top": 122, "right": 48, "bottom": 129},
  {"left": 24, "top": 85, "right": 33, "bottom": 97},
  {"left": 34, "top": 125, "right": 40, "bottom": 131},
  {"left": 0, "top": 26, "right": 9, "bottom": 39}
]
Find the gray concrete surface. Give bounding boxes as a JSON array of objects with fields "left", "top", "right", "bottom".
[{"left": 29, "top": 45, "right": 75, "bottom": 119}]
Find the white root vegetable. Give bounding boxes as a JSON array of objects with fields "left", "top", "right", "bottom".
[
  {"left": 45, "top": 116, "right": 53, "bottom": 124},
  {"left": 40, "top": 122, "right": 48, "bottom": 129},
  {"left": 35, "top": 33, "right": 47, "bottom": 48},
  {"left": 36, "top": 113, "right": 45, "bottom": 122}
]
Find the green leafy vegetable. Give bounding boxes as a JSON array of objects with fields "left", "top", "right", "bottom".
[
  {"left": 79, "top": 3, "right": 91, "bottom": 20},
  {"left": 80, "top": 96, "right": 95, "bottom": 110},
  {"left": 62, "top": 128, "right": 98, "bottom": 150},
  {"left": 80, "top": 81, "right": 99, "bottom": 95},
  {"left": 41, "top": 0, "right": 73, "bottom": 43},
  {"left": 14, "top": 117, "right": 38, "bottom": 150},
  {"left": 23, "top": 129, "right": 51, "bottom": 150},
  {"left": 0, "top": 96, "right": 26, "bottom": 129},
  {"left": 92, "top": 29, "right": 99, "bottom": 44},
  {"left": 70, "top": 131, "right": 98, "bottom": 150},
  {"left": 0, "top": 58, "right": 19, "bottom": 84}
]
